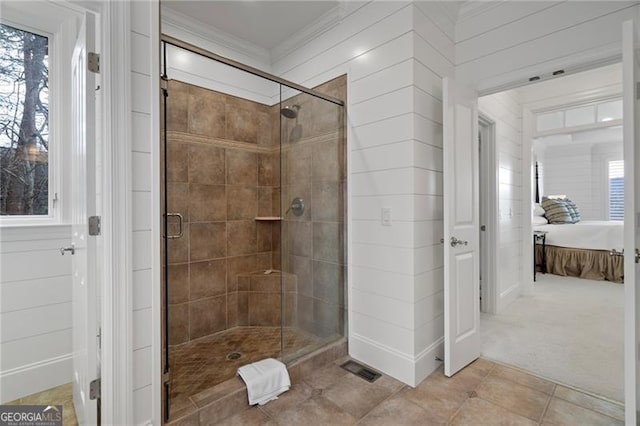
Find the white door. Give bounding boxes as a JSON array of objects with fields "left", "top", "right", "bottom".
[
  {"left": 443, "top": 77, "right": 481, "bottom": 377},
  {"left": 622, "top": 18, "right": 640, "bottom": 425},
  {"left": 71, "top": 12, "right": 98, "bottom": 424}
]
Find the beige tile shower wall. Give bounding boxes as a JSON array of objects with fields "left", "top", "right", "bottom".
[
  {"left": 165, "top": 80, "right": 280, "bottom": 345},
  {"left": 281, "top": 76, "right": 347, "bottom": 339}
]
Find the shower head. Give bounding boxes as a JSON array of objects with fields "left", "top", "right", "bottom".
[{"left": 280, "top": 104, "right": 300, "bottom": 119}]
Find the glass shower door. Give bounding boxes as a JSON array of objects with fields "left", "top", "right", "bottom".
[{"left": 279, "top": 78, "right": 347, "bottom": 363}]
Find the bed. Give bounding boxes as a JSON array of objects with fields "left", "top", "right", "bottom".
[
  {"left": 532, "top": 161, "right": 624, "bottom": 283},
  {"left": 534, "top": 220, "right": 624, "bottom": 283}
]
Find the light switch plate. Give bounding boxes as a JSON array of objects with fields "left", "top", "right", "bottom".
[{"left": 381, "top": 207, "right": 392, "bottom": 226}]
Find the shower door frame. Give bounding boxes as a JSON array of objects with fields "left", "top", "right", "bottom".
[
  {"left": 161, "top": 34, "right": 344, "bottom": 108},
  {"left": 160, "top": 34, "right": 345, "bottom": 422}
]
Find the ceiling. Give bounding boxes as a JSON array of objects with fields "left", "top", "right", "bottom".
[{"left": 162, "top": 1, "right": 339, "bottom": 50}]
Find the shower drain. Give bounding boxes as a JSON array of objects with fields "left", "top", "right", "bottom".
[{"left": 226, "top": 352, "right": 242, "bottom": 361}]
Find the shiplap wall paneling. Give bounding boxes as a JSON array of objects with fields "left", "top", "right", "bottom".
[
  {"left": 540, "top": 141, "right": 623, "bottom": 221},
  {"left": 271, "top": 2, "right": 453, "bottom": 385},
  {"left": 0, "top": 226, "right": 72, "bottom": 403},
  {"left": 456, "top": 2, "right": 639, "bottom": 93}
]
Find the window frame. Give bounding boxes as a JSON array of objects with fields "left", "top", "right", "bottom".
[{"left": 0, "top": 18, "right": 61, "bottom": 226}]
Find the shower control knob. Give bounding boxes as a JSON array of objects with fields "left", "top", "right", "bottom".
[{"left": 289, "top": 197, "right": 305, "bottom": 216}]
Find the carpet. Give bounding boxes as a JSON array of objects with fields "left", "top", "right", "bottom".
[{"left": 481, "top": 273, "right": 624, "bottom": 402}]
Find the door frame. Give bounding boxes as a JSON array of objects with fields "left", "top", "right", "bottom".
[
  {"left": 519, "top": 82, "right": 624, "bottom": 296},
  {"left": 76, "top": 1, "right": 148, "bottom": 423},
  {"left": 478, "top": 113, "right": 499, "bottom": 314}
]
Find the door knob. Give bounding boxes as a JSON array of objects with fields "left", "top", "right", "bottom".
[
  {"left": 60, "top": 244, "right": 75, "bottom": 255},
  {"left": 450, "top": 237, "right": 468, "bottom": 247}
]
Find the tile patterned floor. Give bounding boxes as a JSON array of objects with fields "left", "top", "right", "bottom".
[
  {"left": 169, "top": 326, "right": 321, "bottom": 403},
  {"left": 213, "top": 357, "right": 625, "bottom": 425},
  {"left": 6, "top": 383, "right": 78, "bottom": 426}
]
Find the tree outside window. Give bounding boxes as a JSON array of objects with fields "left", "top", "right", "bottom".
[{"left": 0, "top": 23, "right": 49, "bottom": 216}]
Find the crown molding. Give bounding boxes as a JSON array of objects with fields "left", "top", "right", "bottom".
[
  {"left": 161, "top": 6, "right": 271, "bottom": 67},
  {"left": 270, "top": 4, "right": 342, "bottom": 63}
]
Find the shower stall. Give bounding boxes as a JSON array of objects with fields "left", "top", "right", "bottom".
[{"left": 160, "top": 37, "right": 346, "bottom": 422}]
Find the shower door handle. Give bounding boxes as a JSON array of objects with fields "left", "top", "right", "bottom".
[{"left": 165, "top": 213, "right": 184, "bottom": 239}]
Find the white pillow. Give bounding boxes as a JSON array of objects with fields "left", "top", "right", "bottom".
[
  {"left": 533, "top": 204, "right": 545, "bottom": 217},
  {"left": 532, "top": 216, "right": 548, "bottom": 225}
]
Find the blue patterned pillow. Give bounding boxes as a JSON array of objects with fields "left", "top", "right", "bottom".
[
  {"left": 564, "top": 199, "right": 581, "bottom": 223},
  {"left": 541, "top": 198, "right": 573, "bottom": 224}
]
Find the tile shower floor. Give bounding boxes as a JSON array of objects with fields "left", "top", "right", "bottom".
[
  {"left": 169, "top": 326, "right": 321, "bottom": 405},
  {"left": 212, "top": 357, "right": 625, "bottom": 425}
]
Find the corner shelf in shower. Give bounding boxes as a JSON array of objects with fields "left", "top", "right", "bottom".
[{"left": 254, "top": 217, "right": 282, "bottom": 221}]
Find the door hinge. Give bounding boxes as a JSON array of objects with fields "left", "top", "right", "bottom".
[
  {"left": 89, "top": 216, "right": 101, "bottom": 236},
  {"left": 163, "top": 370, "right": 171, "bottom": 385},
  {"left": 637, "top": 82, "right": 640, "bottom": 100},
  {"left": 635, "top": 248, "right": 640, "bottom": 264},
  {"left": 89, "top": 378, "right": 101, "bottom": 400},
  {"left": 88, "top": 52, "right": 100, "bottom": 73},
  {"left": 161, "top": 77, "right": 169, "bottom": 91}
]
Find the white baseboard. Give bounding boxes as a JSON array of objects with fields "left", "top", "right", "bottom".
[
  {"left": 497, "top": 281, "right": 521, "bottom": 313},
  {"left": 0, "top": 354, "right": 72, "bottom": 403},
  {"left": 413, "top": 337, "right": 445, "bottom": 385},
  {"left": 349, "top": 334, "right": 443, "bottom": 387}
]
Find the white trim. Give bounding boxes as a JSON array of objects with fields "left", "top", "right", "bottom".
[
  {"left": 521, "top": 106, "right": 535, "bottom": 296},
  {"left": 0, "top": 354, "right": 72, "bottom": 403},
  {"left": 149, "top": 2, "right": 162, "bottom": 425},
  {"left": 413, "top": 337, "right": 445, "bottom": 385},
  {"left": 621, "top": 18, "right": 638, "bottom": 425},
  {"left": 478, "top": 113, "right": 499, "bottom": 315},
  {"left": 160, "top": 7, "right": 270, "bottom": 66},
  {"left": 477, "top": 55, "right": 622, "bottom": 98},
  {"left": 270, "top": 5, "right": 342, "bottom": 63},
  {"left": 349, "top": 333, "right": 444, "bottom": 388},
  {"left": 0, "top": 11, "right": 69, "bottom": 227},
  {"left": 534, "top": 119, "right": 623, "bottom": 138},
  {"left": 497, "top": 282, "right": 522, "bottom": 313},
  {"left": 527, "top": 90, "right": 622, "bottom": 116},
  {"left": 100, "top": 2, "right": 133, "bottom": 424}
]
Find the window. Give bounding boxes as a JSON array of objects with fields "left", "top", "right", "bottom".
[
  {"left": 0, "top": 23, "right": 50, "bottom": 216},
  {"left": 608, "top": 160, "right": 624, "bottom": 221},
  {"left": 535, "top": 98, "right": 623, "bottom": 134}
]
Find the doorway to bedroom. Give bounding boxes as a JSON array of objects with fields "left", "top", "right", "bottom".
[{"left": 478, "top": 63, "right": 625, "bottom": 406}]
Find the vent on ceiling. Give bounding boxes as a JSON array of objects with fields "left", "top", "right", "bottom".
[{"left": 340, "top": 360, "right": 382, "bottom": 383}]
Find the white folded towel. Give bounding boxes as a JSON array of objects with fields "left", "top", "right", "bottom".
[{"left": 237, "top": 358, "right": 291, "bottom": 406}]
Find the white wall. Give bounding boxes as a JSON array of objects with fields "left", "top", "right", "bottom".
[
  {"left": 271, "top": 1, "right": 452, "bottom": 386},
  {"left": 130, "top": 1, "right": 160, "bottom": 424},
  {"left": 0, "top": 0, "right": 80, "bottom": 404},
  {"left": 478, "top": 91, "right": 523, "bottom": 312},
  {"left": 0, "top": 226, "right": 72, "bottom": 403},
  {"left": 538, "top": 140, "right": 623, "bottom": 220},
  {"left": 161, "top": 8, "right": 277, "bottom": 105},
  {"left": 455, "top": 1, "right": 639, "bottom": 93}
]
